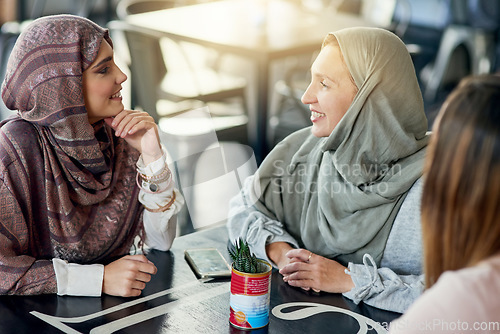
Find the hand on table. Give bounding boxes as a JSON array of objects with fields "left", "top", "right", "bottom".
[
  {"left": 266, "top": 242, "right": 322, "bottom": 292},
  {"left": 104, "top": 109, "right": 162, "bottom": 164},
  {"left": 266, "top": 241, "right": 295, "bottom": 270},
  {"left": 279, "top": 249, "right": 355, "bottom": 294},
  {"left": 103, "top": 255, "right": 157, "bottom": 297}
]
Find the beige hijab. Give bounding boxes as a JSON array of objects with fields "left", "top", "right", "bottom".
[{"left": 250, "top": 27, "right": 429, "bottom": 265}]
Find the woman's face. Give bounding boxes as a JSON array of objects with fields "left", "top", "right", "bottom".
[
  {"left": 301, "top": 45, "right": 358, "bottom": 138},
  {"left": 82, "top": 39, "right": 127, "bottom": 124}
]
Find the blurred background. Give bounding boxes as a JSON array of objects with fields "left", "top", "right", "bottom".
[{"left": 1, "top": 0, "right": 499, "bottom": 234}]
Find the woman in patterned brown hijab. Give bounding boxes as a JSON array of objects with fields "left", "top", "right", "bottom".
[{"left": 0, "top": 15, "right": 182, "bottom": 296}]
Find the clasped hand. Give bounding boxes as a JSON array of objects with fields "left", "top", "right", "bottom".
[{"left": 277, "top": 248, "right": 355, "bottom": 294}]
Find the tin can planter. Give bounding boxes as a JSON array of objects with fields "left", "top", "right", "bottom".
[{"left": 229, "top": 259, "right": 272, "bottom": 329}]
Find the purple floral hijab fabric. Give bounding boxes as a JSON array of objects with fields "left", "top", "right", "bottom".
[{"left": 0, "top": 15, "right": 143, "bottom": 295}]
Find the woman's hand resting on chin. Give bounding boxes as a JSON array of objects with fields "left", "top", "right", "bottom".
[{"left": 104, "top": 109, "right": 162, "bottom": 164}]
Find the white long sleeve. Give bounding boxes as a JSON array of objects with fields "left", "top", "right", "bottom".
[
  {"left": 136, "top": 146, "right": 184, "bottom": 251},
  {"left": 228, "top": 176, "right": 425, "bottom": 313},
  {"left": 53, "top": 258, "right": 103, "bottom": 296}
]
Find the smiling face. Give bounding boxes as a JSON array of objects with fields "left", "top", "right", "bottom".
[
  {"left": 82, "top": 39, "right": 127, "bottom": 124},
  {"left": 301, "top": 44, "right": 358, "bottom": 138}
]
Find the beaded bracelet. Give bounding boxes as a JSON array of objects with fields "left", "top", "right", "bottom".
[
  {"left": 136, "top": 164, "right": 172, "bottom": 194},
  {"left": 136, "top": 172, "right": 172, "bottom": 194},
  {"left": 144, "top": 192, "right": 176, "bottom": 213},
  {"left": 138, "top": 164, "right": 172, "bottom": 183}
]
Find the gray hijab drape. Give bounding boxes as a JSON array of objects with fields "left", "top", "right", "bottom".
[{"left": 249, "top": 27, "right": 429, "bottom": 265}]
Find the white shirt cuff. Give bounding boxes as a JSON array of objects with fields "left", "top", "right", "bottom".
[
  {"left": 137, "top": 146, "right": 174, "bottom": 194},
  {"left": 136, "top": 145, "right": 168, "bottom": 175},
  {"left": 53, "top": 258, "right": 104, "bottom": 297}
]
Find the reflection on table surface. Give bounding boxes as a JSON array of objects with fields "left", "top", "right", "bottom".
[{"left": 0, "top": 225, "right": 400, "bottom": 333}]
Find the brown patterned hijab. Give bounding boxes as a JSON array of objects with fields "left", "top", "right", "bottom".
[{"left": 0, "top": 15, "right": 143, "bottom": 295}]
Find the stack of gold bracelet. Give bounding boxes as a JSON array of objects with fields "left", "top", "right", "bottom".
[
  {"left": 136, "top": 165, "right": 176, "bottom": 212},
  {"left": 144, "top": 192, "right": 176, "bottom": 213},
  {"left": 136, "top": 165, "right": 172, "bottom": 194}
]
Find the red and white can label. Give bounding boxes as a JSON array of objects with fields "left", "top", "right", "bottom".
[{"left": 229, "top": 264, "right": 271, "bottom": 329}]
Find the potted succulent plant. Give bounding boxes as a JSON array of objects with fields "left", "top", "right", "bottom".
[{"left": 228, "top": 238, "right": 272, "bottom": 329}]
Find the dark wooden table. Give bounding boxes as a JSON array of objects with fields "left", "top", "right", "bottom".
[
  {"left": 126, "top": 0, "right": 377, "bottom": 161},
  {"left": 0, "top": 224, "right": 400, "bottom": 333}
]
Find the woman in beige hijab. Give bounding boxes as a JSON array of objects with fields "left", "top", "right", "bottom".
[{"left": 228, "top": 27, "right": 428, "bottom": 313}]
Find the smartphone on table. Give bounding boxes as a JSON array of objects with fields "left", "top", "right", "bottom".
[{"left": 184, "top": 248, "right": 232, "bottom": 279}]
